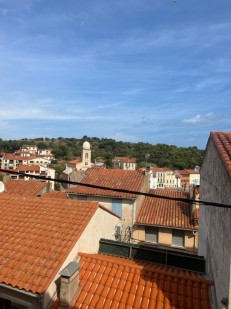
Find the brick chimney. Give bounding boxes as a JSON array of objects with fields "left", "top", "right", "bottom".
[{"left": 59, "top": 261, "right": 81, "bottom": 308}]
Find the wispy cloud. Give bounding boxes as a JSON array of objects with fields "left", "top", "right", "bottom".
[{"left": 182, "top": 112, "right": 215, "bottom": 124}]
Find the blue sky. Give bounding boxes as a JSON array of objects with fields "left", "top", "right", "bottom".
[{"left": 0, "top": 0, "right": 230, "bottom": 148}]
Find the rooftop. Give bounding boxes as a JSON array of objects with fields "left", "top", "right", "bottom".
[
  {"left": 68, "top": 159, "right": 81, "bottom": 164},
  {"left": 152, "top": 167, "right": 172, "bottom": 172},
  {"left": 4, "top": 179, "right": 48, "bottom": 196},
  {"left": 17, "top": 164, "right": 40, "bottom": 172},
  {"left": 72, "top": 252, "right": 212, "bottom": 309},
  {"left": 66, "top": 168, "right": 146, "bottom": 199},
  {"left": 136, "top": 189, "right": 196, "bottom": 230},
  {"left": 42, "top": 190, "right": 68, "bottom": 199},
  {"left": 115, "top": 157, "right": 136, "bottom": 163},
  {"left": 0, "top": 195, "right": 100, "bottom": 294},
  {"left": 210, "top": 131, "right": 231, "bottom": 178}
]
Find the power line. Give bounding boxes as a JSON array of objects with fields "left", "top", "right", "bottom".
[{"left": 1, "top": 168, "right": 231, "bottom": 209}]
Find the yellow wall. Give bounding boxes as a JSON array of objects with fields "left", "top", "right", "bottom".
[{"left": 133, "top": 224, "right": 198, "bottom": 252}]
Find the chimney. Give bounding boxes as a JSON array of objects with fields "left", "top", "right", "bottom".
[{"left": 59, "top": 261, "right": 81, "bottom": 308}]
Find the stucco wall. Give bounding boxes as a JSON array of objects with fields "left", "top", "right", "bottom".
[
  {"left": 44, "top": 206, "right": 119, "bottom": 308},
  {"left": 133, "top": 225, "right": 197, "bottom": 251},
  {"left": 71, "top": 194, "right": 136, "bottom": 229},
  {"left": 199, "top": 138, "right": 231, "bottom": 309}
]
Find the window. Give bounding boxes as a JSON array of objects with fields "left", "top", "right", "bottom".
[
  {"left": 172, "top": 230, "right": 184, "bottom": 247},
  {"left": 145, "top": 226, "right": 158, "bottom": 243},
  {"left": 77, "top": 195, "right": 87, "bottom": 200},
  {"left": 112, "top": 198, "right": 122, "bottom": 217}
]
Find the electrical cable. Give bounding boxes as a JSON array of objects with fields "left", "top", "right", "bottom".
[{"left": 0, "top": 168, "right": 231, "bottom": 209}]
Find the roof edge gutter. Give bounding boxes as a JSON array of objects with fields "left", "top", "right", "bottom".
[{"left": 0, "top": 283, "right": 42, "bottom": 299}]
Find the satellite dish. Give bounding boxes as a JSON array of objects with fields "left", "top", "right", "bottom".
[{"left": 0, "top": 181, "right": 5, "bottom": 193}]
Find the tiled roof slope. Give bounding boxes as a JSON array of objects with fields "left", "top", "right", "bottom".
[
  {"left": 0, "top": 195, "right": 99, "bottom": 294},
  {"left": 136, "top": 189, "right": 196, "bottom": 230},
  {"left": 66, "top": 168, "right": 146, "bottom": 199},
  {"left": 17, "top": 164, "right": 40, "bottom": 171},
  {"left": 42, "top": 191, "right": 68, "bottom": 199},
  {"left": 115, "top": 157, "right": 136, "bottom": 163},
  {"left": 4, "top": 179, "right": 47, "bottom": 196},
  {"left": 152, "top": 167, "right": 171, "bottom": 172},
  {"left": 68, "top": 159, "right": 81, "bottom": 164},
  {"left": 73, "top": 253, "right": 212, "bottom": 309},
  {"left": 211, "top": 131, "right": 231, "bottom": 178}
]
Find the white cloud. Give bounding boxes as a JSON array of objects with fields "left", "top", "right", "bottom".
[{"left": 182, "top": 112, "right": 215, "bottom": 124}]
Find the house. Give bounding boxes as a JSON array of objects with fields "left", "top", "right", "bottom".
[
  {"left": 66, "top": 167, "right": 149, "bottom": 233},
  {"left": 3, "top": 179, "right": 51, "bottom": 196},
  {"left": 133, "top": 189, "right": 199, "bottom": 252},
  {"left": 0, "top": 153, "right": 52, "bottom": 170},
  {"left": 199, "top": 132, "right": 231, "bottom": 309},
  {"left": 7, "top": 164, "right": 56, "bottom": 189},
  {"left": 176, "top": 169, "right": 200, "bottom": 190},
  {"left": 0, "top": 194, "right": 119, "bottom": 308},
  {"left": 113, "top": 156, "right": 137, "bottom": 170},
  {"left": 50, "top": 241, "right": 213, "bottom": 308},
  {"left": 150, "top": 167, "right": 182, "bottom": 189}
]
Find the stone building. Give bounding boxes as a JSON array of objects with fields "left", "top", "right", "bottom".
[{"left": 199, "top": 131, "right": 231, "bottom": 309}]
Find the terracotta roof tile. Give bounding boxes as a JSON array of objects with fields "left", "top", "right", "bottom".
[
  {"left": 66, "top": 168, "right": 146, "bottom": 199},
  {"left": 42, "top": 191, "right": 68, "bottom": 199},
  {"left": 72, "top": 253, "right": 212, "bottom": 309},
  {"left": 210, "top": 131, "right": 231, "bottom": 178},
  {"left": 4, "top": 179, "right": 47, "bottom": 196},
  {"left": 17, "top": 164, "right": 40, "bottom": 172},
  {"left": 152, "top": 167, "right": 171, "bottom": 172},
  {"left": 136, "top": 189, "right": 196, "bottom": 230},
  {"left": 0, "top": 195, "right": 99, "bottom": 294},
  {"left": 68, "top": 159, "right": 81, "bottom": 164},
  {"left": 115, "top": 157, "right": 136, "bottom": 163}
]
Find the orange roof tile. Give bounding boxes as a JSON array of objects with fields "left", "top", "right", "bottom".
[
  {"left": 17, "top": 164, "right": 40, "bottom": 172},
  {"left": 42, "top": 191, "right": 68, "bottom": 199},
  {"left": 0, "top": 195, "right": 99, "bottom": 294},
  {"left": 66, "top": 168, "right": 146, "bottom": 199},
  {"left": 72, "top": 253, "right": 212, "bottom": 309},
  {"left": 210, "top": 132, "right": 231, "bottom": 178},
  {"left": 115, "top": 157, "right": 136, "bottom": 163},
  {"left": 4, "top": 179, "right": 47, "bottom": 196},
  {"left": 152, "top": 167, "right": 172, "bottom": 172},
  {"left": 68, "top": 159, "right": 81, "bottom": 164},
  {"left": 136, "top": 189, "right": 196, "bottom": 230}
]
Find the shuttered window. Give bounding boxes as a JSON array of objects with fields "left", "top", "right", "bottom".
[
  {"left": 145, "top": 226, "right": 158, "bottom": 243},
  {"left": 172, "top": 230, "right": 184, "bottom": 247}
]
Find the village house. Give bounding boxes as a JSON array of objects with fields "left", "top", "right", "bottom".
[
  {"left": 149, "top": 167, "right": 181, "bottom": 189},
  {"left": 6, "top": 164, "right": 56, "bottom": 189},
  {"left": 113, "top": 156, "right": 137, "bottom": 170},
  {"left": 133, "top": 189, "right": 199, "bottom": 252},
  {"left": 0, "top": 194, "right": 119, "bottom": 308},
  {"left": 199, "top": 132, "right": 231, "bottom": 309},
  {"left": 0, "top": 153, "right": 52, "bottom": 170},
  {"left": 66, "top": 167, "right": 149, "bottom": 234},
  {"left": 176, "top": 169, "right": 200, "bottom": 190}
]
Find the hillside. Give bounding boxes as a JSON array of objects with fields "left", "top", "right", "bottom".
[{"left": 0, "top": 136, "right": 204, "bottom": 170}]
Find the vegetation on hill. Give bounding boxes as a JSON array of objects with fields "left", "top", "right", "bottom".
[{"left": 0, "top": 136, "right": 204, "bottom": 170}]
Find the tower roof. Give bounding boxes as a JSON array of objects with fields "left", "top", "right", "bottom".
[{"left": 83, "top": 141, "right": 91, "bottom": 150}]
